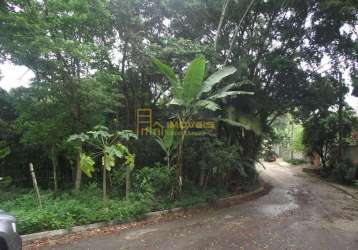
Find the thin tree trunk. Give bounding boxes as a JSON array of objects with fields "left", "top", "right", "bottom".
[
  {"left": 203, "top": 172, "right": 209, "bottom": 190},
  {"left": 103, "top": 161, "right": 107, "bottom": 203},
  {"left": 125, "top": 165, "right": 130, "bottom": 200},
  {"left": 50, "top": 144, "right": 58, "bottom": 196},
  {"left": 175, "top": 130, "right": 186, "bottom": 197},
  {"left": 214, "top": 0, "right": 230, "bottom": 51},
  {"left": 337, "top": 72, "right": 343, "bottom": 161},
  {"left": 199, "top": 166, "right": 205, "bottom": 187},
  {"left": 166, "top": 152, "right": 170, "bottom": 168},
  {"left": 74, "top": 145, "right": 82, "bottom": 191}
]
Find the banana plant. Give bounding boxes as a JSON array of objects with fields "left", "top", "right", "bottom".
[
  {"left": 153, "top": 56, "right": 252, "bottom": 196},
  {"left": 68, "top": 125, "right": 137, "bottom": 202},
  {"left": 152, "top": 128, "right": 177, "bottom": 168}
]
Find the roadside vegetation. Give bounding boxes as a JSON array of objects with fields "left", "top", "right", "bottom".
[
  {"left": 0, "top": 182, "right": 231, "bottom": 234},
  {"left": 0, "top": 0, "right": 357, "bottom": 234},
  {"left": 274, "top": 111, "right": 358, "bottom": 183}
]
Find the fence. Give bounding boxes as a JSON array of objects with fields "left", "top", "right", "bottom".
[{"left": 273, "top": 144, "right": 305, "bottom": 161}]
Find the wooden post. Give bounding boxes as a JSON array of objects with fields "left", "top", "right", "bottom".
[{"left": 29, "top": 163, "right": 43, "bottom": 208}]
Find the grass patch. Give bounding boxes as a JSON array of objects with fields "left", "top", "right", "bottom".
[{"left": 0, "top": 185, "right": 231, "bottom": 235}]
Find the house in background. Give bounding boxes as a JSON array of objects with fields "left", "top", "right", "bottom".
[{"left": 345, "top": 130, "right": 358, "bottom": 167}]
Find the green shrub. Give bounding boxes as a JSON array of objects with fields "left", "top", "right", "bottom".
[
  {"left": 176, "top": 183, "right": 229, "bottom": 208},
  {"left": 183, "top": 137, "right": 259, "bottom": 190},
  {"left": 132, "top": 163, "right": 174, "bottom": 199},
  {"left": 332, "top": 160, "right": 357, "bottom": 184},
  {"left": 0, "top": 180, "right": 231, "bottom": 234},
  {"left": 0, "top": 185, "right": 155, "bottom": 234}
]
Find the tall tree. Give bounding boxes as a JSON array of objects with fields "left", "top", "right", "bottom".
[{"left": 0, "top": 0, "right": 115, "bottom": 190}]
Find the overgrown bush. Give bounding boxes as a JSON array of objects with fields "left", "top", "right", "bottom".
[
  {"left": 0, "top": 185, "right": 152, "bottom": 234},
  {"left": 0, "top": 181, "right": 233, "bottom": 234},
  {"left": 332, "top": 160, "right": 357, "bottom": 184},
  {"left": 183, "top": 137, "right": 259, "bottom": 191},
  {"left": 132, "top": 163, "right": 174, "bottom": 199}
]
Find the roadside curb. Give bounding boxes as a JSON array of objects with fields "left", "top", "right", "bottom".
[
  {"left": 21, "top": 181, "right": 271, "bottom": 242},
  {"left": 325, "top": 182, "right": 358, "bottom": 200},
  {"left": 302, "top": 168, "right": 358, "bottom": 200}
]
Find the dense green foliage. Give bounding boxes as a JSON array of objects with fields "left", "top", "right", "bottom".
[
  {"left": 0, "top": 179, "right": 230, "bottom": 234},
  {"left": 0, "top": 185, "right": 151, "bottom": 234},
  {"left": 153, "top": 56, "right": 250, "bottom": 195}
]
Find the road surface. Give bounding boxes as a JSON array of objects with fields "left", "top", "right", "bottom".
[{"left": 43, "top": 161, "right": 358, "bottom": 250}]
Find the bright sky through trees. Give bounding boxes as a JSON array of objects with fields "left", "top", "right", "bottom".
[{"left": 1, "top": 62, "right": 357, "bottom": 112}]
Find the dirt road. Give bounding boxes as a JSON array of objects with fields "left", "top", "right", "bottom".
[{"left": 44, "top": 161, "right": 358, "bottom": 250}]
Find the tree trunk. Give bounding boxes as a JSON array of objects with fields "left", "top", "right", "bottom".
[
  {"left": 337, "top": 72, "right": 343, "bottom": 161},
  {"left": 199, "top": 166, "right": 205, "bottom": 187},
  {"left": 175, "top": 131, "right": 186, "bottom": 197},
  {"left": 125, "top": 165, "right": 130, "bottom": 200},
  {"left": 74, "top": 145, "right": 82, "bottom": 191},
  {"left": 50, "top": 144, "right": 58, "bottom": 196},
  {"left": 166, "top": 152, "right": 170, "bottom": 168},
  {"left": 214, "top": 0, "right": 230, "bottom": 51},
  {"left": 103, "top": 159, "right": 107, "bottom": 203}
]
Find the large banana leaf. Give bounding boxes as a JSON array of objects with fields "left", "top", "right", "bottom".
[
  {"left": 209, "top": 90, "right": 253, "bottom": 100},
  {"left": 152, "top": 58, "right": 183, "bottom": 99},
  {"left": 182, "top": 57, "right": 206, "bottom": 104},
  {"left": 199, "top": 66, "right": 237, "bottom": 95},
  {"left": 155, "top": 128, "right": 176, "bottom": 152},
  {"left": 162, "top": 128, "right": 175, "bottom": 150},
  {"left": 169, "top": 98, "right": 185, "bottom": 106},
  {"left": 221, "top": 114, "right": 262, "bottom": 135},
  {"left": 196, "top": 100, "right": 221, "bottom": 111},
  {"left": 152, "top": 58, "right": 179, "bottom": 86}
]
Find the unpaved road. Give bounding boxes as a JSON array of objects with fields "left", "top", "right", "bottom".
[{"left": 44, "top": 161, "right": 358, "bottom": 250}]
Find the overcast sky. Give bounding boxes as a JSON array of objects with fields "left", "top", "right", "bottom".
[{"left": 0, "top": 61, "right": 357, "bottom": 113}]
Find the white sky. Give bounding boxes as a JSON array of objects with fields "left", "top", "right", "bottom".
[
  {"left": 0, "top": 61, "right": 34, "bottom": 90},
  {"left": 0, "top": 61, "right": 357, "bottom": 113}
]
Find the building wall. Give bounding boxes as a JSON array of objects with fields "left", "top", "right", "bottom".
[{"left": 344, "top": 145, "right": 358, "bottom": 167}]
